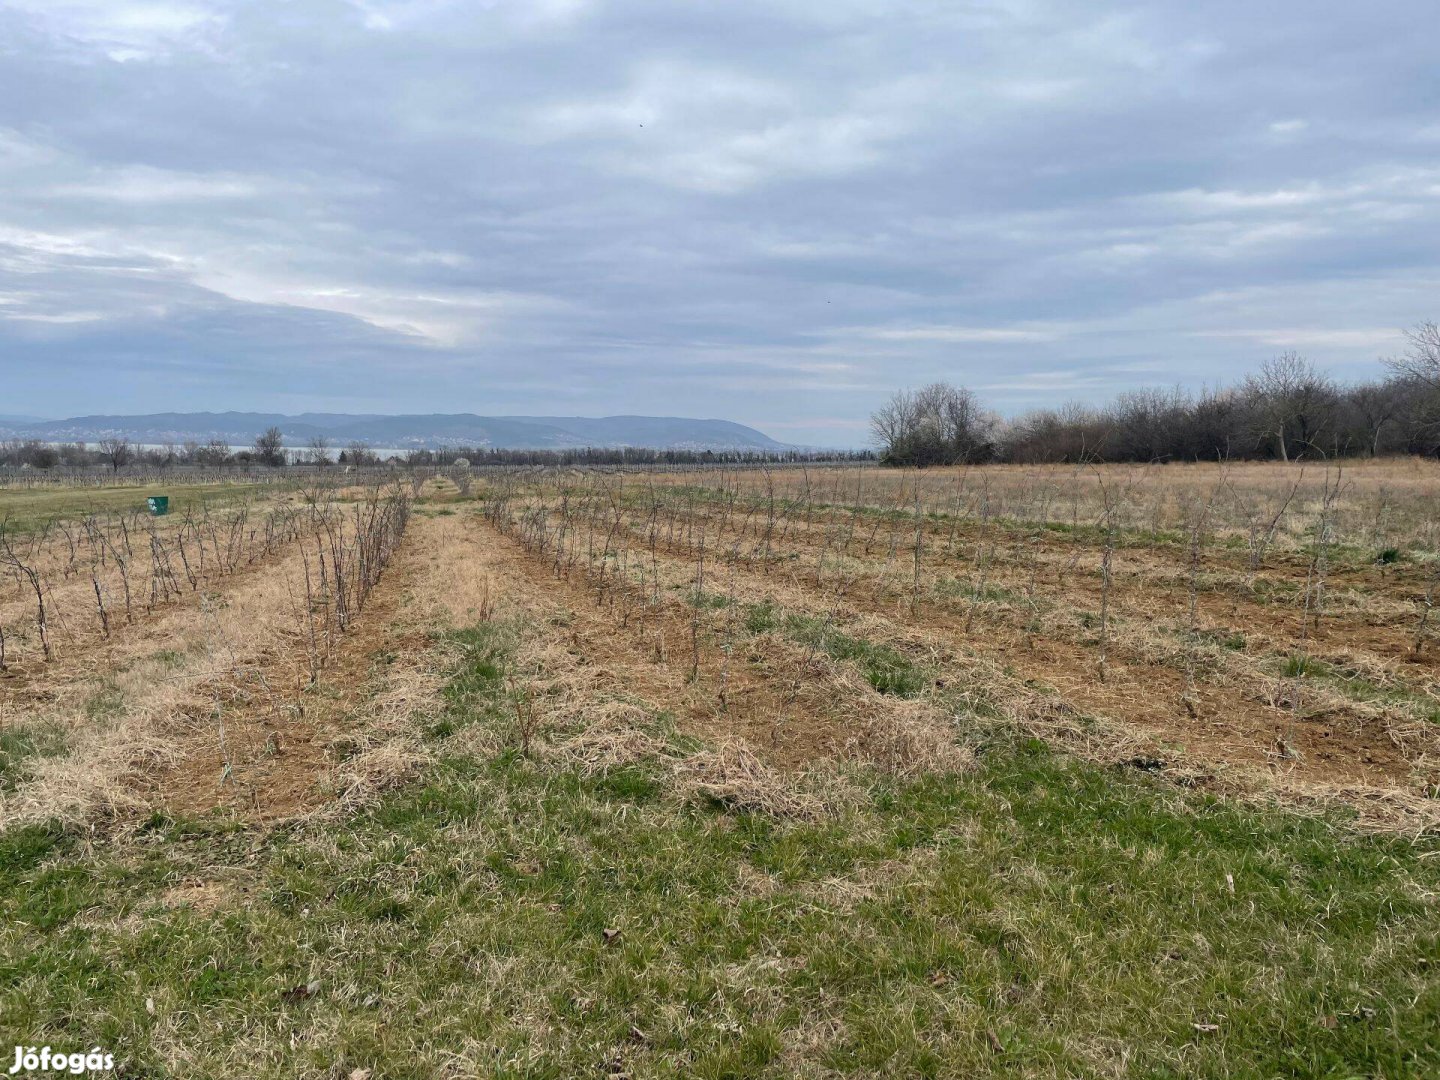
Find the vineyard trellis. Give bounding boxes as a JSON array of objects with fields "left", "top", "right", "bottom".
[{"left": 0, "top": 485, "right": 411, "bottom": 674}]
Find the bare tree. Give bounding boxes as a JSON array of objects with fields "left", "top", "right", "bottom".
[
  {"left": 253, "top": 426, "right": 286, "bottom": 467},
  {"left": 870, "top": 388, "right": 917, "bottom": 454},
  {"left": 1244, "top": 353, "right": 1335, "bottom": 461},
  {"left": 97, "top": 437, "right": 132, "bottom": 473},
  {"left": 1387, "top": 323, "right": 1440, "bottom": 453},
  {"left": 306, "top": 434, "right": 333, "bottom": 467},
  {"left": 871, "top": 383, "right": 996, "bottom": 466},
  {"left": 345, "top": 440, "right": 379, "bottom": 467},
  {"left": 1345, "top": 380, "right": 1404, "bottom": 457},
  {"left": 1388, "top": 321, "right": 1440, "bottom": 388}
]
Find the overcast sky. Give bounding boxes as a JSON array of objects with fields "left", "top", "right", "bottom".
[{"left": 1, "top": 0, "right": 1436, "bottom": 445}]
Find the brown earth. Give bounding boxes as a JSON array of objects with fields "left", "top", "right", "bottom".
[{"left": 482, "top": 490, "right": 1439, "bottom": 825}]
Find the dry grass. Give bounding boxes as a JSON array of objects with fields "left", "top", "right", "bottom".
[
  {"left": 4, "top": 469, "right": 1440, "bottom": 1078},
  {"left": 671, "top": 741, "right": 827, "bottom": 817},
  {"left": 472, "top": 462, "right": 1440, "bottom": 829}
]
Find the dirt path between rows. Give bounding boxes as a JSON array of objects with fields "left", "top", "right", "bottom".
[
  {"left": 464, "top": 517, "right": 962, "bottom": 773},
  {"left": 490, "top": 503, "right": 1438, "bottom": 825},
  {"left": 147, "top": 516, "right": 443, "bottom": 821},
  {"left": 635, "top": 499, "right": 1440, "bottom": 674}
]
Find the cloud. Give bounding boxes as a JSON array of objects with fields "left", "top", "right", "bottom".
[
  {"left": 1195, "top": 328, "right": 1405, "bottom": 351},
  {"left": 529, "top": 61, "right": 937, "bottom": 193},
  {"left": 51, "top": 166, "right": 277, "bottom": 203},
  {"left": 1269, "top": 118, "right": 1308, "bottom": 136},
  {"left": 2, "top": 1, "right": 227, "bottom": 59},
  {"left": 853, "top": 325, "right": 1060, "bottom": 344},
  {"left": 0, "top": 0, "right": 1437, "bottom": 445}
]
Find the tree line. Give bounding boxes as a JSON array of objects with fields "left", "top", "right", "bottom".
[
  {"left": 872, "top": 322, "right": 1440, "bottom": 466},
  {"left": 392, "top": 446, "right": 872, "bottom": 467},
  {"left": 0, "top": 427, "right": 297, "bottom": 471},
  {"left": 1, "top": 427, "right": 872, "bottom": 471}
]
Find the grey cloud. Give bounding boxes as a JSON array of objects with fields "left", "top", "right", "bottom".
[{"left": 1, "top": 0, "right": 1436, "bottom": 444}]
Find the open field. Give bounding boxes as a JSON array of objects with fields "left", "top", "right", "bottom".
[
  {"left": 0, "top": 481, "right": 268, "bottom": 535},
  {"left": 2, "top": 462, "right": 1439, "bottom": 1077}
]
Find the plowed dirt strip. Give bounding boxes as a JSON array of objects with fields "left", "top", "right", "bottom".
[
  {"left": 464, "top": 517, "right": 960, "bottom": 772},
  {"left": 502, "top": 502, "right": 1439, "bottom": 822},
  {"left": 604, "top": 502, "right": 1440, "bottom": 726},
  {"left": 0, "top": 511, "right": 431, "bottom": 828},
  {"left": 617, "top": 496, "right": 1440, "bottom": 672},
  {"left": 150, "top": 514, "right": 443, "bottom": 821},
  {"left": 0, "top": 503, "right": 306, "bottom": 686}
]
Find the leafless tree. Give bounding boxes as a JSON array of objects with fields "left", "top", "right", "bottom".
[
  {"left": 1388, "top": 321, "right": 1440, "bottom": 388},
  {"left": 253, "top": 426, "right": 285, "bottom": 467},
  {"left": 345, "top": 440, "right": 379, "bottom": 467},
  {"left": 97, "top": 437, "right": 132, "bottom": 473},
  {"left": 1345, "top": 380, "right": 1404, "bottom": 457},
  {"left": 1387, "top": 323, "right": 1440, "bottom": 450},
  {"left": 306, "top": 435, "right": 333, "bottom": 467},
  {"left": 1244, "top": 353, "right": 1335, "bottom": 461},
  {"left": 871, "top": 382, "right": 996, "bottom": 466}
]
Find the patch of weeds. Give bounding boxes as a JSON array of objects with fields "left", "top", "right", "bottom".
[
  {"left": 743, "top": 601, "right": 779, "bottom": 634},
  {"left": 1375, "top": 547, "right": 1402, "bottom": 565},
  {"left": 743, "top": 602, "right": 930, "bottom": 696},
  {"left": 433, "top": 622, "right": 516, "bottom": 736},
  {"left": 136, "top": 811, "right": 249, "bottom": 844},
  {"left": 1250, "top": 578, "right": 1304, "bottom": 605},
  {"left": 443, "top": 624, "right": 513, "bottom": 698},
  {"left": 1274, "top": 653, "right": 1440, "bottom": 719},
  {"left": 687, "top": 590, "right": 733, "bottom": 611},
  {"left": 784, "top": 614, "right": 929, "bottom": 697},
  {"left": 590, "top": 765, "right": 664, "bottom": 803},
  {"left": 932, "top": 577, "right": 1021, "bottom": 604},
  {"left": 0, "top": 823, "right": 71, "bottom": 877},
  {"left": 1193, "top": 627, "right": 1247, "bottom": 651},
  {"left": 82, "top": 680, "right": 126, "bottom": 723},
  {"left": 1281, "top": 653, "right": 1322, "bottom": 679},
  {"left": 1032, "top": 518, "right": 1186, "bottom": 549},
  {"left": 0, "top": 723, "right": 69, "bottom": 792}
]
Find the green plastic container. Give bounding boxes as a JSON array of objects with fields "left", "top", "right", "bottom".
[{"left": 147, "top": 496, "right": 170, "bottom": 516}]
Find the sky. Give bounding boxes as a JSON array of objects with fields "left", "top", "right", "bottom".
[{"left": 1, "top": 0, "right": 1436, "bottom": 447}]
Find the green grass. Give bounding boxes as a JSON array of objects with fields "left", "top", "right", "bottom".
[
  {"left": 0, "top": 722, "right": 69, "bottom": 792},
  {"left": 1, "top": 621, "right": 1438, "bottom": 1076},
  {"left": 931, "top": 576, "right": 1029, "bottom": 605},
  {"left": 751, "top": 607, "right": 931, "bottom": 697},
  {"left": 685, "top": 589, "right": 735, "bottom": 611},
  {"left": 0, "top": 481, "right": 265, "bottom": 533},
  {"left": 1277, "top": 653, "right": 1440, "bottom": 722}
]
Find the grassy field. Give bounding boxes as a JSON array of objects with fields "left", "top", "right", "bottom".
[
  {"left": 0, "top": 480, "right": 265, "bottom": 533},
  {"left": 1, "top": 464, "right": 1438, "bottom": 1077}
]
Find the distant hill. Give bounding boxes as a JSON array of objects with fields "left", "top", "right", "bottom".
[{"left": 0, "top": 412, "right": 789, "bottom": 452}]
